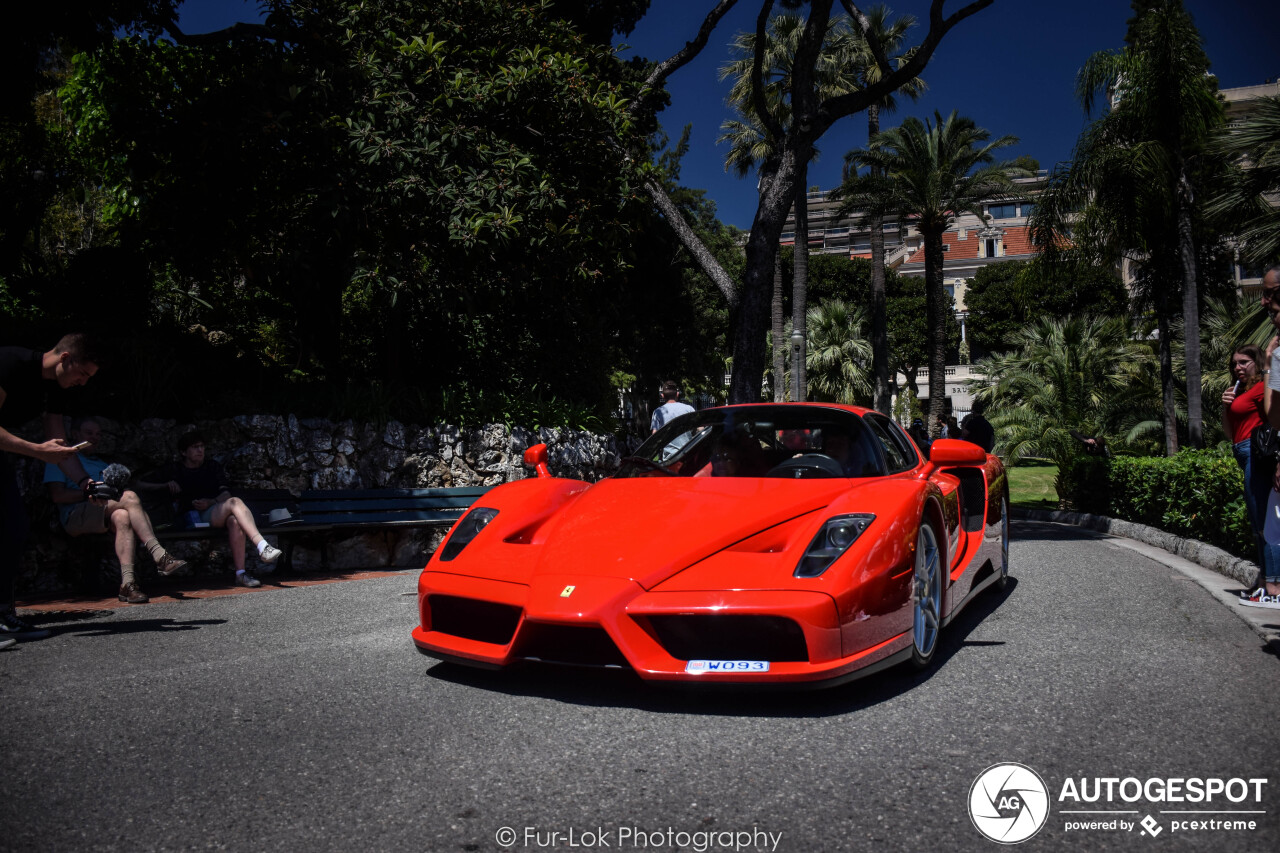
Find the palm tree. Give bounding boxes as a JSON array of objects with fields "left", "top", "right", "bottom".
[
  {"left": 1208, "top": 95, "right": 1280, "bottom": 267},
  {"left": 844, "top": 4, "right": 925, "bottom": 415},
  {"left": 1031, "top": 0, "right": 1224, "bottom": 453},
  {"left": 972, "top": 314, "right": 1158, "bottom": 491},
  {"left": 840, "top": 110, "right": 1021, "bottom": 432},
  {"left": 719, "top": 12, "right": 859, "bottom": 402},
  {"left": 629, "top": 1, "right": 994, "bottom": 406},
  {"left": 720, "top": 107, "right": 787, "bottom": 400},
  {"left": 806, "top": 299, "right": 873, "bottom": 404}
]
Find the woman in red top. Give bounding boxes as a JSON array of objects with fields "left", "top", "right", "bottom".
[{"left": 1222, "top": 345, "right": 1268, "bottom": 546}]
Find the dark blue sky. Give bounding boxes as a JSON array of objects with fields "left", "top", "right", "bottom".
[{"left": 179, "top": 1, "right": 1280, "bottom": 228}]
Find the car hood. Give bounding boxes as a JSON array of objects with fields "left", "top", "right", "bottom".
[{"left": 526, "top": 477, "right": 852, "bottom": 589}]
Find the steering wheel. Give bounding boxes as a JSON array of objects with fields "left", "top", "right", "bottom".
[{"left": 765, "top": 453, "right": 845, "bottom": 479}]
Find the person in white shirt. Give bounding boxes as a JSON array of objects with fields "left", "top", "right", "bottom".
[{"left": 650, "top": 381, "right": 695, "bottom": 434}]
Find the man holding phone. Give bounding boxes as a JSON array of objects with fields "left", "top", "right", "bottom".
[{"left": 0, "top": 333, "right": 104, "bottom": 640}]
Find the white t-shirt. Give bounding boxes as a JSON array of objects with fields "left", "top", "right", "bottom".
[{"left": 651, "top": 400, "right": 695, "bottom": 432}]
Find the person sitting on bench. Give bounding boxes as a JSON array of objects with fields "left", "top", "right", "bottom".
[
  {"left": 138, "top": 430, "right": 280, "bottom": 588},
  {"left": 43, "top": 416, "right": 187, "bottom": 603}
]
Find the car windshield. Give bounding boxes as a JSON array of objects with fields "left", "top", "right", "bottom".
[{"left": 616, "top": 405, "right": 886, "bottom": 479}]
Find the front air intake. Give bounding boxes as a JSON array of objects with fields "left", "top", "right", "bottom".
[
  {"left": 646, "top": 614, "right": 808, "bottom": 662},
  {"left": 513, "top": 623, "right": 629, "bottom": 668},
  {"left": 427, "top": 595, "right": 522, "bottom": 645}
]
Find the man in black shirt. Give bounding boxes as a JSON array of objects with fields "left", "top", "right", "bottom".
[
  {"left": 139, "top": 430, "right": 281, "bottom": 588},
  {"left": 0, "top": 333, "right": 104, "bottom": 640},
  {"left": 961, "top": 401, "right": 997, "bottom": 454}
]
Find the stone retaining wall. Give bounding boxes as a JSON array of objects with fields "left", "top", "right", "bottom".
[
  {"left": 1011, "top": 507, "right": 1263, "bottom": 588},
  {"left": 13, "top": 415, "right": 629, "bottom": 596}
]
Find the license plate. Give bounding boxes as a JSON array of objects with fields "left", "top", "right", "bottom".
[{"left": 685, "top": 659, "right": 770, "bottom": 673}]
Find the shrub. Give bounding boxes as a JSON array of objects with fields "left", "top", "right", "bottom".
[{"left": 1103, "top": 445, "right": 1253, "bottom": 558}]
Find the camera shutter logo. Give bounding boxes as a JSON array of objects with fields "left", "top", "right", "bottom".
[{"left": 969, "top": 763, "right": 1050, "bottom": 844}]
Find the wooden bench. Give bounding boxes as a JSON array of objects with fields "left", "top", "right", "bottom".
[
  {"left": 148, "top": 489, "right": 299, "bottom": 542},
  {"left": 266, "top": 486, "right": 492, "bottom": 571}
]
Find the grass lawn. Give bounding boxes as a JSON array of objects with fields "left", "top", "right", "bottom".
[{"left": 1007, "top": 459, "right": 1059, "bottom": 509}]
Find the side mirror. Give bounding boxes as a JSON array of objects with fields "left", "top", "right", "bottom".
[
  {"left": 523, "top": 443, "right": 551, "bottom": 478},
  {"left": 928, "top": 438, "right": 988, "bottom": 466}
]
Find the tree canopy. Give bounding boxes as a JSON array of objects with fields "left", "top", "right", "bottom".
[
  {"left": 1030, "top": 0, "right": 1225, "bottom": 453},
  {"left": 964, "top": 260, "right": 1127, "bottom": 357},
  {"left": 0, "top": 0, "right": 999, "bottom": 430},
  {"left": 1, "top": 0, "right": 740, "bottom": 426},
  {"left": 840, "top": 109, "right": 1021, "bottom": 429}
]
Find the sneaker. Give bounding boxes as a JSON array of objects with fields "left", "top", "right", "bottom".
[
  {"left": 1239, "top": 589, "right": 1280, "bottom": 609},
  {"left": 258, "top": 544, "right": 282, "bottom": 565},
  {"left": 156, "top": 553, "right": 187, "bottom": 576},
  {"left": 118, "top": 582, "right": 149, "bottom": 604},
  {"left": 0, "top": 610, "right": 51, "bottom": 640},
  {"left": 0, "top": 638, "right": 16, "bottom": 651},
  {"left": 1239, "top": 587, "right": 1265, "bottom": 601},
  {"left": 236, "top": 572, "right": 262, "bottom": 588}
]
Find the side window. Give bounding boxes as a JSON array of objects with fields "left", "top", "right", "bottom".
[{"left": 864, "top": 414, "right": 918, "bottom": 473}]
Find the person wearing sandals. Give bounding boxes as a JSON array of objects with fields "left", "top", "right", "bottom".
[
  {"left": 43, "top": 416, "right": 187, "bottom": 603},
  {"left": 138, "top": 430, "right": 280, "bottom": 588}
]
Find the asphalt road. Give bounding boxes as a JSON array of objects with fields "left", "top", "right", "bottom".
[{"left": 2, "top": 520, "right": 1277, "bottom": 853}]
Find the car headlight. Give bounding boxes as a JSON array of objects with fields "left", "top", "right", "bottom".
[
  {"left": 794, "top": 514, "right": 875, "bottom": 578},
  {"left": 438, "top": 507, "right": 499, "bottom": 562}
]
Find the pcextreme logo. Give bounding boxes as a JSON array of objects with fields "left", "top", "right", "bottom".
[{"left": 969, "top": 763, "right": 1051, "bottom": 844}]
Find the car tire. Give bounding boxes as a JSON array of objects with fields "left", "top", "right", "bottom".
[
  {"left": 996, "top": 494, "right": 1010, "bottom": 590},
  {"left": 911, "top": 520, "right": 943, "bottom": 670}
]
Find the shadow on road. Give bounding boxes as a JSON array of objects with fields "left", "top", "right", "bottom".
[
  {"left": 1011, "top": 519, "right": 1107, "bottom": 543},
  {"left": 422, "top": 578, "right": 1019, "bottom": 718},
  {"left": 58, "top": 618, "right": 228, "bottom": 638},
  {"left": 18, "top": 608, "right": 116, "bottom": 624}
]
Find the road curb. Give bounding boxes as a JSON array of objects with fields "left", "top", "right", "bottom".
[{"left": 1010, "top": 507, "right": 1264, "bottom": 589}]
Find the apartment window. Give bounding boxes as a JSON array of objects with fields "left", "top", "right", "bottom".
[
  {"left": 987, "top": 203, "right": 1018, "bottom": 219},
  {"left": 1020, "top": 203, "right": 1035, "bottom": 218},
  {"left": 985, "top": 238, "right": 998, "bottom": 257}
]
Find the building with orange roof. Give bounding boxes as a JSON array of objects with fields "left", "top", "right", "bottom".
[{"left": 778, "top": 173, "right": 1047, "bottom": 413}]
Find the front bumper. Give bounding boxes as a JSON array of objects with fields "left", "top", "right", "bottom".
[{"left": 411, "top": 571, "right": 911, "bottom": 685}]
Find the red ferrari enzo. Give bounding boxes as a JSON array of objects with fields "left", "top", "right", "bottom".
[{"left": 411, "top": 403, "right": 1008, "bottom": 686}]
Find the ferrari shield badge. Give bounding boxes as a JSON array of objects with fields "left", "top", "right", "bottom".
[{"left": 560, "top": 585, "right": 576, "bottom": 598}]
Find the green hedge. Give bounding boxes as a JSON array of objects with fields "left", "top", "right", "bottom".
[{"left": 1058, "top": 445, "right": 1254, "bottom": 559}]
